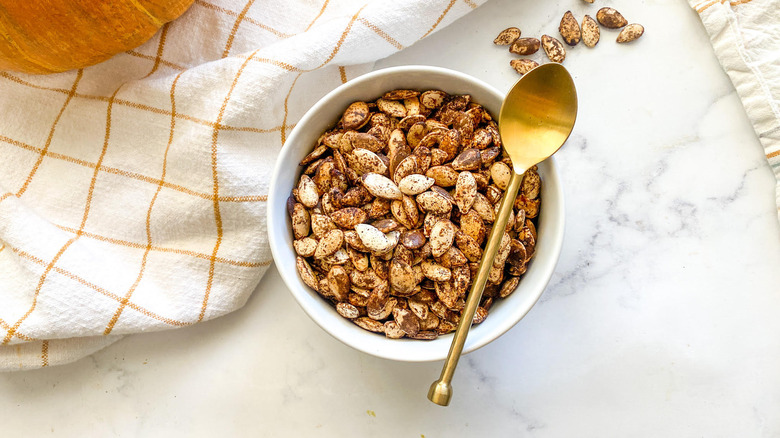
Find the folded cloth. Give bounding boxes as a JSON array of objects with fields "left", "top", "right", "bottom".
[
  {"left": 690, "top": 0, "right": 780, "bottom": 221},
  {"left": 0, "top": 0, "right": 486, "bottom": 371}
]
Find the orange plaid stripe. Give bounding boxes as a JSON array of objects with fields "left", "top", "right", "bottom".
[
  {"left": 2, "top": 236, "right": 78, "bottom": 344},
  {"left": 696, "top": 0, "right": 754, "bottom": 13},
  {"left": 696, "top": 0, "right": 718, "bottom": 12},
  {"left": 0, "top": 135, "right": 267, "bottom": 203},
  {"left": 338, "top": 66, "right": 347, "bottom": 84},
  {"left": 316, "top": 5, "right": 367, "bottom": 69},
  {"left": 16, "top": 70, "right": 83, "bottom": 199},
  {"left": 10, "top": 246, "right": 191, "bottom": 327},
  {"left": 281, "top": 72, "right": 304, "bottom": 145},
  {"left": 198, "top": 47, "right": 264, "bottom": 322},
  {"left": 141, "top": 23, "right": 171, "bottom": 79},
  {"left": 126, "top": 50, "right": 187, "bottom": 71},
  {"left": 245, "top": 57, "right": 306, "bottom": 72},
  {"left": 357, "top": 18, "right": 404, "bottom": 50},
  {"left": 222, "top": 0, "right": 257, "bottom": 58},
  {"left": 0, "top": 72, "right": 284, "bottom": 135},
  {"left": 0, "top": 317, "right": 36, "bottom": 342},
  {"left": 194, "top": 0, "right": 292, "bottom": 39},
  {"left": 41, "top": 340, "right": 49, "bottom": 367},
  {"left": 422, "top": 0, "right": 458, "bottom": 39},
  {"left": 305, "top": 0, "right": 330, "bottom": 32},
  {"left": 279, "top": 4, "right": 367, "bottom": 145},
  {"left": 104, "top": 33, "right": 177, "bottom": 335},
  {"left": 55, "top": 224, "right": 270, "bottom": 268}
]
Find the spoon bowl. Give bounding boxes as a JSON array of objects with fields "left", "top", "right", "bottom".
[{"left": 500, "top": 63, "right": 579, "bottom": 174}]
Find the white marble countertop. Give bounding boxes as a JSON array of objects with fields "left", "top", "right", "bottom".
[{"left": 2, "top": 0, "right": 779, "bottom": 436}]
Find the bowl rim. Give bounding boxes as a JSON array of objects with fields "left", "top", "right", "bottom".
[{"left": 267, "top": 65, "right": 565, "bottom": 361}]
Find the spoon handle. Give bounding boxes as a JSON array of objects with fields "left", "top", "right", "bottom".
[{"left": 428, "top": 170, "right": 524, "bottom": 406}]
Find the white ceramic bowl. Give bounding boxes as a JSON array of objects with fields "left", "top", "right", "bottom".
[{"left": 267, "top": 65, "right": 564, "bottom": 362}]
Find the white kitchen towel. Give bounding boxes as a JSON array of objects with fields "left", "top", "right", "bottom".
[
  {"left": 690, "top": 0, "right": 780, "bottom": 220},
  {"left": 0, "top": 0, "right": 486, "bottom": 371}
]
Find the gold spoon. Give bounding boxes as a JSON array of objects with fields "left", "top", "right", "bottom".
[{"left": 428, "top": 63, "right": 578, "bottom": 406}]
